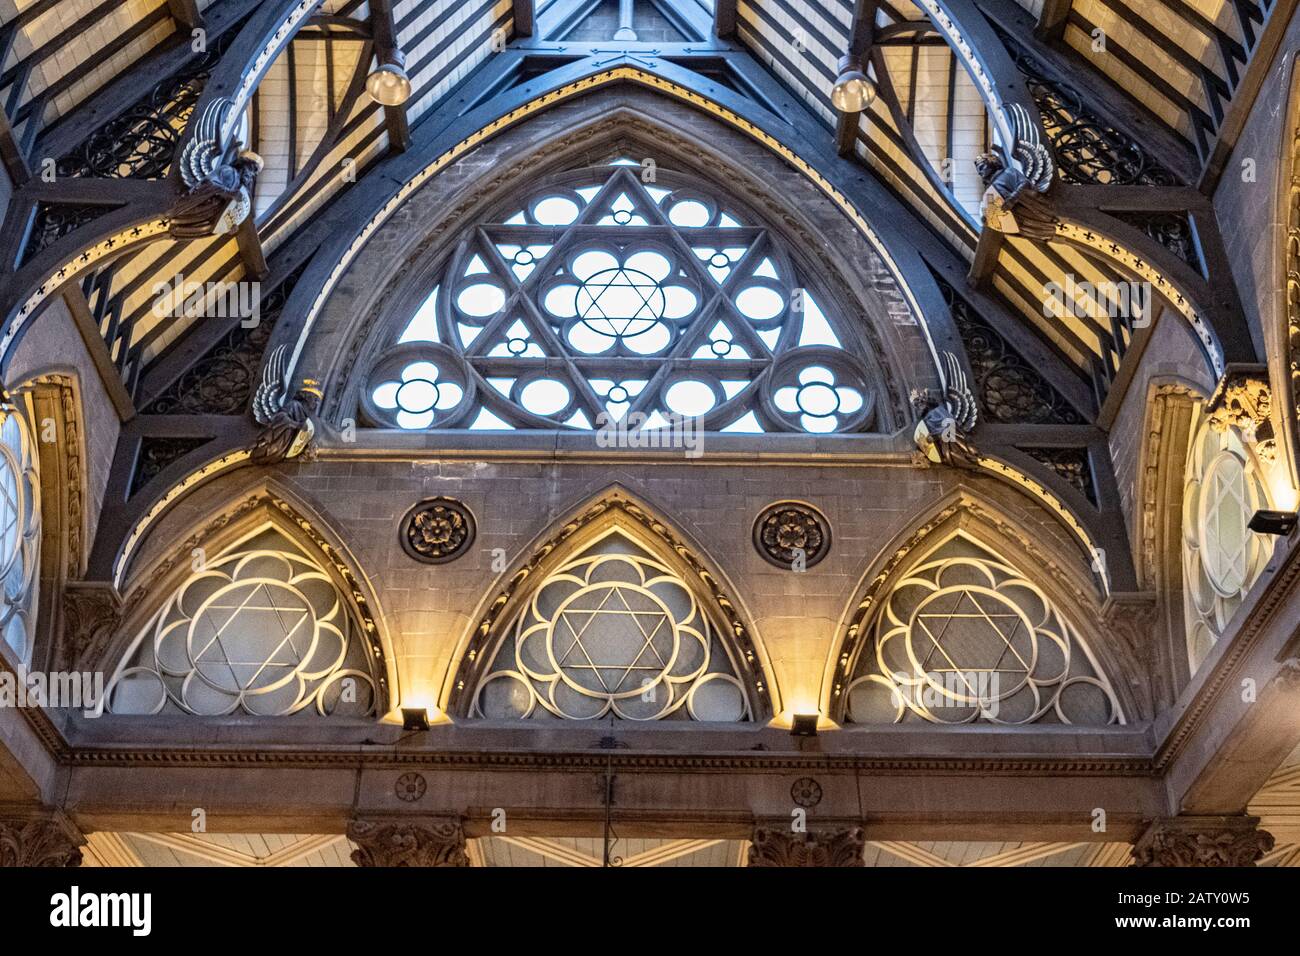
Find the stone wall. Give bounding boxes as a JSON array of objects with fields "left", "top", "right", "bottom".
[
  {"left": 1213, "top": 16, "right": 1300, "bottom": 364},
  {"left": 122, "top": 449, "right": 1108, "bottom": 719}
]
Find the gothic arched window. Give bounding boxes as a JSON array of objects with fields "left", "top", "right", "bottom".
[
  {"left": 104, "top": 527, "right": 379, "bottom": 717},
  {"left": 1181, "top": 411, "right": 1273, "bottom": 672},
  {"left": 0, "top": 404, "right": 40, "bottom": 664},
  {"left": 471, "top": 530, "right": 753, "bottom": 722},
  {"left": 842, "top": 534, "right": 1123, "bottom": 726},
  {"left": 361, "top": 159, "right": 880, "bottom": 434}
]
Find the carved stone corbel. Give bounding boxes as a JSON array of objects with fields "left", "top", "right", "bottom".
[
  {"left": 1207, "top": 365, "right": 1275, "bottom": 462},
  {"left": 0, "top": 814, "right": 85, "bottom": 867},
  {"left": 1101, "top": 593, "right": 1162, "bottom": 717},
  {"left": 347, "top": 818, "right": 469, "bottom": 867},
  {"left": 59, "top": 581, "right": 122, "bottom": 672},
  {"left": 1131, "top": 816, "right": 1274, "bottom": 867},
  {"left": 747, "top": 827, "right": 866, "bottom": 867}
]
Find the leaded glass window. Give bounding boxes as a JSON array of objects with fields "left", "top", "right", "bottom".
[
  {"left": 843, "top": 534, "right": 1123, "bottom": 726},
  {"left": 0, "top": 405, "right": 40, "bottom": 664},
  {"left": 105, "top": 528, "right": 379, "bottom": 717},
  {"left": 1181, "top": 411, "right": 1272, "bottom": 673},
  {"left": 471, "top": 531, "right": 752, "bottom": 721},
  {"left": 362, "top": 160, "right": 878, "bottom": 434}
]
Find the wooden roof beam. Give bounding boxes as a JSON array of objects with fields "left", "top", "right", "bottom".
[{"left": 1198, "top": 0, "right": 1299, "bottom": 194}]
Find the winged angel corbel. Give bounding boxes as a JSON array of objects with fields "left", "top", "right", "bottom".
[
  {"left": 169, "top": 97, "right": 265, "bottom": 240},
  {"left": 251, "top": 345, "right": 322, "bottom": 464},
  {"left": 914, "top": 352, "right": 979, "bottom": 467},
  {"left": 975, "top": 103, "right": 1057, "bottom": 240}
]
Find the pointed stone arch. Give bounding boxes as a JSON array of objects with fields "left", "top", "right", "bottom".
[
  {"left": 10, "top": 369, "right": 90, "bottom": 673},
  {"left": 288, "top": 82, "right": 958, "bottom": 434},
  {"left": 824, "top": 488, "right": 1139, "bottom": 725},
  {"left": 1133, "top": 376, "right": 1210, "bottom": 702},
  {"left": 98, "top": 482, "right": 396, "bottom": 718},
  {"left": 444, "top": 486, "right": 776, "bottom": 721}
]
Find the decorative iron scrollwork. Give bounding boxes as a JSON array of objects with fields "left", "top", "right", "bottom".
[
  {"left": 129, "top": 436, "right": 211, "bottom": 497},
  {"left": 753, "top": 501, "right": 831, "bottom": 569},
  {"left": 143, "top": 264, "right": 305, "bottom": 416},
  {"left": 1022, "top": 447, "right": 1096, "bottom": 504},
  {"left": 1111, "top": 211, "right": 1203, "bottom": 273},
  {"left": 55, "top": 33, "right": 231, "bottom": 180},
  {"left": 400, "top": 498, "right": 476, "bottom": 564},
  {"left": 936, "top": 277, "right": 1085, "bottom": 426},
  {"left": 20, "top": 203, "right": 113, "bottom": 266},
  {"left": 998, "top": 30, "right": 1178, "bottom": 187}
]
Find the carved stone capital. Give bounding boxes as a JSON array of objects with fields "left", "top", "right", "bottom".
[
  {"left": 1132, "top": 816, "right": 1274, "bottom": 867},
  {"left": 0, "top": 815, "right": 84, "bottom": 867},
  {"left": 1207, "top": 365, "right": 1275, "bottom": 459},
  {"left": 747, "top": 827, "right": 866, "bottom": 867},
  {"left": 59, "top": 581, "right": 122, "bottom": 671},
  {"left": 1102, "top": 594, "right": 1161, "bottom": 658},
  {"left": 347, "top": 818, "right": 469, "bottom": 867}
]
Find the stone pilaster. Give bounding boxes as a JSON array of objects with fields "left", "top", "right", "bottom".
[
  {"left": 747, "top": 827, "right": 866, "bottom": 867},
  {"left": 0, "top": 815, "right": 84, "bottom": 867},
  {"left": 347, "top": 818, "right": 469, "bottom": 867},
  {"left": 1132, "top": 816, "right": 1274, "bottom": 867}
]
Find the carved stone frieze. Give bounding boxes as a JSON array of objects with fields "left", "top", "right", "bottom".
[
  {"left": 747, "top": 827, "right": 865, "bottom": 867},
  {"left": 1132, "top": 816, "right": 1274, "bottom": 867},
  {"left": 59, "top": 582, "right": 123, "bottom": 672},
  {"left": 347, "top": 818, "right": 469, "bottom": 867},
  {"left": 0, "top": 817, "right": 84, "bottom": 868},
  {"left": 1207, "top": 366, "right": 1275, "bottom": 462}
]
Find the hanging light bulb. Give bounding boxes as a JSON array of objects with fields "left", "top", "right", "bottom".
[
  {"left": 366, "top": 48, "right": 411, "bottom": 107},
  {"left": 831, "top": 55, "right": 876, "bottom": 113}
]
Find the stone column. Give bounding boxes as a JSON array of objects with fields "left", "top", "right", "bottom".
[
  {"left": 347, "top": 818, "right": 469, "bottom": 867},
  {"left": 747, "top": 827, "right": 866, "bottom": 867},
  {"left": 0, "top": 814, "right": 84, "bottom": 867},
  {"left": 1132, "top": 816, "right": 1274, "bottom": 867}
]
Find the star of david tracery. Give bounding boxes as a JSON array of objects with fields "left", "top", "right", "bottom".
[
  {"left": 365, "top": 163, "right": 879, "bottom": 433},
  {"left": 844, "top": 546, "right": 1123, "bottom": 726},
  {"left": 910, "top": 589, "right": 1034, "bottom": 703},
  {"left": 1182, "top": 419, "right": 1273, "bottom": 668},
  {"left": 552, "top": 583, "right": 676, "bottom": 696},
  {"left": 472, "top": 542, "right": 753, "bottom": 722},
  {"left": 188, "top": 580, "right": 315, "bottom": 695},
  {"left": 106, "top": 538, "right": 379, "bottom": 718}
]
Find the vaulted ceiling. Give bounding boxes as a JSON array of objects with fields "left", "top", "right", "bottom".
[{"left": 0, "top": 0, "right": 1285, "bottom": 411}]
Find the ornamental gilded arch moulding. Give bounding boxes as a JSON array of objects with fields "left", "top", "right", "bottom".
[
  {"left": 1281, "top": 52, "right": 1300, "bottom": 491},
  {"left": 824, "top": 488, "right": 1146, "bottom": 725},
  {"left": 442, "top": 486, "right": 778, "bottom": 722},
  {"left": 92, "top": 481, "right": 398, "bottom": 716},
  {"left": 6, "top": 372, "right": 88, "bottom": 673},
  {"left": 295, "top": 88, "right": 940, "bottom": 435},
  {"left": 1133, "top": 378, "right": 1205, "bottom": 705}
]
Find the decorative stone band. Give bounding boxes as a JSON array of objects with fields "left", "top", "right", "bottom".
[
  {"left": 1054, "top": 219, "right": 1224, "bottom": 378},
  {"left": 347, "top": 818, "right": 469, "bottom": 867},
  {"left": 0, "top": 816, "right": 84, "bottom": 868},
  {"left": 747, "top": 827, "right": 866, "bottom": 867},
  {"left": 1131, "top": 816, "right": 1274, "bottom": 867},
  {"left": 282, "top": 64, "right": 947, "bottom": 414}
]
